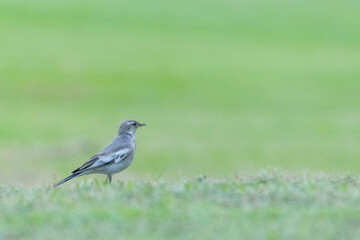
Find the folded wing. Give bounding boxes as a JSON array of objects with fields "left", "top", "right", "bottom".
[{"left": 72, "top": 147, "right": 131, "bottom": 174}]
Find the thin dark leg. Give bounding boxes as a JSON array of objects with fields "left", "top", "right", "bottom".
[{"left": 107, "top": 175, "right": 112, "bottom": 183}]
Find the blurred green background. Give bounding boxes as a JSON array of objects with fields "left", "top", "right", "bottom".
[{"left": 1, "top": 0, "right": 359, "bottom": 186}]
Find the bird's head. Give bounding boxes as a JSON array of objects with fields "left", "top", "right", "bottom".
[{"left": 118, "top": 119, "right": 146, "bottom": 136}]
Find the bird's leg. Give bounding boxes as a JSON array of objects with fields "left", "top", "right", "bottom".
[{"left": 107, "top": 174, "right": 112, "bottom": 184}]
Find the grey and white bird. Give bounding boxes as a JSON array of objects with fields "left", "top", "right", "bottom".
[{"left": 54, "top": 119, "right": 145, "bottom": 187}]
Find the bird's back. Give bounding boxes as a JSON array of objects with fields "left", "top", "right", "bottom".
[{"left": 99, "top": 135, "right": 134, "bottom": 155}]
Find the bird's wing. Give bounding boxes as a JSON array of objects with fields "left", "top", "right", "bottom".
[{"left": 71, "top": 147, "right": 132, "bottom": 174}]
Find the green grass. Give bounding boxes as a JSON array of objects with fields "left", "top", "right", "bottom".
[
  {"left": 1, "top": 0, "right": 360, "bottom": 185},
  {"left": 1, "top": 1, "right": 359, "bottom": 238},
  {"left": 2, "top": 173, "right": 360, "bottom": 239}
]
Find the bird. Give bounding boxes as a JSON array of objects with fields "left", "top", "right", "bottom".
[{"left": 54, "top": 119, "right": 146, "bottom": 187}]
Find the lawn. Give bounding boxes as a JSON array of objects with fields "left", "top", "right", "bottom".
[
  {"left": 1, "top": 173, "right": 360, "bottom": 239},
  {"left": 1, "top": 0, "right": 359, "bottom": 185},
  {"left": 0, "top": 1, "right": 360, "bottom": 238}
]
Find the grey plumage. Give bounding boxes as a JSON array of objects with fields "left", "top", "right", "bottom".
[{"left": 54, "top": 119, "right": 145, "bottom": 187}]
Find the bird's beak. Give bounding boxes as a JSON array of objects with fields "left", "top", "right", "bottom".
[{"left": 137, "top": 123, "right": 146, "bottom": 127}]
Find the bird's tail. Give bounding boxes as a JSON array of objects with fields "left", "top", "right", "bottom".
[{"left": 54, "top": 174, "right": 79, "bottom": 187}]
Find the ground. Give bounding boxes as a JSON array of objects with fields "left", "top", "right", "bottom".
[{"left": 2, "top": 173, "right": 360, "bottom": 240}]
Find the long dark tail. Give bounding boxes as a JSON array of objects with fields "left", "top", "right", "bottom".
[{"left": 54, "top": 174, "right": 79, "bottom": 187}]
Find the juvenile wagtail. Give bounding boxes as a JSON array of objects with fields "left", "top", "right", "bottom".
[{"left": 54, "top": 119, "right": 145, "bottom": 187}]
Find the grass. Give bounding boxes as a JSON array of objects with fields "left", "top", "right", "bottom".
[
  {"left": 1, "top": 172, "right": 360, "bottom": 239},
  {"left": 1, "top": 0, "right": 360, "bottom": 185},
  {"left": 0, "top": 1, "right": 360, "bottom": 238}
]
